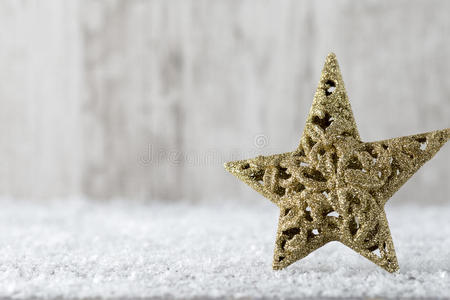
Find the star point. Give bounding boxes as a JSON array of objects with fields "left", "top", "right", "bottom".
[{"left": 225, "top": 54, "right": 449, "bottom": 272}]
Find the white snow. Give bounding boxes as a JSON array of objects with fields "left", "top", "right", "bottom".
[{"left": 0, "top": 198, "right": 449, "bottom": 299}]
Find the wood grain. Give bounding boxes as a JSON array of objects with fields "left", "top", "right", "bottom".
[{"left": 0, "top": 0, "right": 448, "bottom": 202}]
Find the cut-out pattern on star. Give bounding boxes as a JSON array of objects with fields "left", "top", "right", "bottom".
[{"left": 224, "top": 53, "right": 450, "bottom": 272}]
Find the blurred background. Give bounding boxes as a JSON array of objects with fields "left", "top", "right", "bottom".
[{"left": 0, "top": 0, "right": 449, "bottom": 204}]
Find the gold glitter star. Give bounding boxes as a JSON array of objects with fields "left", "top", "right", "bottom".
[{"left": 224, "top": 53, "right": 450, "bottom": 273}]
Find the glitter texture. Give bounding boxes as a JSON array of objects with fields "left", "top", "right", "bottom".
[{"left": 224, "top": 53, "right": 450, "bottom": 273}]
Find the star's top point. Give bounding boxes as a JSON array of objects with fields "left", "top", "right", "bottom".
[
  {"left": 325, "top": 52, "right": 337, "bottom": 64},
  {"left": 299, "top": 54, "right": 360, "bottom": 152}
]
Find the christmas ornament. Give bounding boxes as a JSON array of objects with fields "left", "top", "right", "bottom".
[{"left": 224, "top": 53, "right": 449, "bottom": 272}]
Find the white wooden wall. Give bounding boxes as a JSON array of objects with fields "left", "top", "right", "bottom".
[{"left": 0, "top": 0, "right": 449, "bottom": 203}]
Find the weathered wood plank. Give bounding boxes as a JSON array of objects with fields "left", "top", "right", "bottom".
[
  {"left": 0, "top": 0, "right": 82, "bottom": 199},
  {"left": 81, "top": 0, "right": 186, "bottom": 200}
]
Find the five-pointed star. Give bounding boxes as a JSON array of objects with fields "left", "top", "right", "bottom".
[{"left": 224, "top": 53, "right": 449, "bottom": 272}]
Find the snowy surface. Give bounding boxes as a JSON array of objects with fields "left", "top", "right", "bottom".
[{"left": 0, "top": 199, "right": 449, "bottom": 299}]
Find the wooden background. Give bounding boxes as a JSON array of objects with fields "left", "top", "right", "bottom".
[{"left": 0, "top": 0, "right": 449, "bottom": 203}]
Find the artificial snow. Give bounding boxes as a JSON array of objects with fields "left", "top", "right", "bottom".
[{"left": 0, "top": 198, "right": 449, "bottom": 299}]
